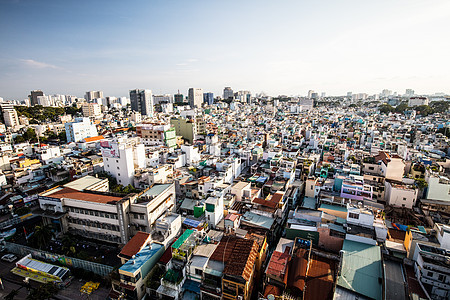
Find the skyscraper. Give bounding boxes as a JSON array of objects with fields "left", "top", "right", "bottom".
[
  {"left": 188, "top": 88, "right": 203, "bottom": 108},
  {"left": 29, "top": 90, "right": 44, "bottom": 106},
  {"left": 174, "top": 92, "right": 184, "bottom": 103},
  {"left": 203, "top": 92, "right": 214, "bottom": 105},
  {"left": 130, "top": 89, "right": 153, "bottom": 117},
  {"left": 223, "top": 87, "right": 234, "bottom": 100},
  {"left": 85, "top": 91, "right": 104, "bottom": 101}
]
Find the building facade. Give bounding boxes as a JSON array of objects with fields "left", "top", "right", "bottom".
[
  {"left": 130, "top": 89, "right": 154, "bottom": 117},
  {"left": 64, "top": 117, "right": 98, "bottom": 143},
  {"left": 188, "top": 88, "right": 203, "bottom": 108}
]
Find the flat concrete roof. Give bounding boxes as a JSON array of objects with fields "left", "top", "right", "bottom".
[{"left": 64, "top": 175, "right": 105, "bottom": 191}]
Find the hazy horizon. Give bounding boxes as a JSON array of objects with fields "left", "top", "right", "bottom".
[{"left": 1, "top": 0, "right": 449, "bottom": 100}]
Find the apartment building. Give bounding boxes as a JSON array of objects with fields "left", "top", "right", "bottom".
[
  {"left": 136, "top": 123, "right": 176, "bottom": 148},
  {"left": 38, "top": 177, "right": 176, "bottom": 244}
]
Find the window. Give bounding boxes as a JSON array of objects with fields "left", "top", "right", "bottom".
[
  {"left": 195, "top": 268, "right": 203, "bottom": 276},
  {"left": 427, "top": 271, "right": 433, "bottom": 277},
  {"left": 135, "top": 272, "right": 141, "bottom": 282},
  {"left": 117, "top": 167, "right": 120, "bottom": 170},
  {"left": 369, "top": 167, "right": 374, "bottom": 170},
  {"left": 349, "top": 213, "right": 359, "bottom": 219},
  {"left": 438, "top": 274, "right": 445, "bottom": 282},
  {"left": 403, "top": 197, "right": 407, "bottom": 201}
]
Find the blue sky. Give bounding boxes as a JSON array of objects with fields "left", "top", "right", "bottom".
[{"left": 1, "top": 0, "right": 449, "bottom": 100}]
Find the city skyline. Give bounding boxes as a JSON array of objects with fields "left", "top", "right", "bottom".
[{"left": 1, "top": 0, "right": 450, "bottom": 100}]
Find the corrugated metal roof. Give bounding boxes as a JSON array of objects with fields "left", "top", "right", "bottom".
[
  {"left": 337, "top": 240, "right": 382, "bottom": 300},
  {"left": 172, "top": 229, "right": 194, "bottom": 249}
]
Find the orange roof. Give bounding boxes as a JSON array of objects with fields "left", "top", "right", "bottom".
[
  {"left": 304, "top": 253, "right": 335, "bottom": 300},
  {"left": 253, "top": 192, "right": 283, "bottom": 209},
  {"left": 84, "top": 135, "right": 104, "bottom": 143},
  {"left": 119, "top": 232, "right": 151, "bottom": 259},
  {"left": 264, "top": 284, "right": 282, "bottom": 297},
  {"left": 210, "top": 236, "right": 259, "bottom": 281},
  {"left": 287, "top": 248, "right": 308, "bottom": 293},
  {"left": 46, "top": 187, "right": 122, "bottom": 204}
]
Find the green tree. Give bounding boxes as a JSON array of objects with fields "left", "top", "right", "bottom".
[
  {"left": 14, "top": 207, "right": 31, "bottom": 216},
  {"left": 394, "top": 103, "right": 408, "bottom": 113},
  {"left": 32, "top": 224, "right": 55, "bottom": 249},
  {"left": 23, "top": 128, "right": 37, "bottom": 142},
  {"left": 13, "top": 135, "right": 25, "bottom": 144},
  {"left": 430, "top": 100, "right": 449, "bottom": 114},
  {"left": 415, "top": 178, "right": 428, "bottom": 190},
  {"left": 379, "top": 104, "right": 393, "bottom": 114},
  {"left": 58, "top": 131, "right": 67, "bottom": 143},
  {"left": 61, "top": 234, "right": 76, "bottom": 256},
  {"left": 26, "top": 282, "right": 58, "bottom": 300}
]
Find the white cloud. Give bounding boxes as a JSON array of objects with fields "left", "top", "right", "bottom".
[{"left": 20, "top": 59, "right": 60, "bottom": 69}]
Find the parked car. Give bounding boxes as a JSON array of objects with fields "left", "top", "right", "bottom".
[{"left": 1, "top": 254, "right": 17, "bottom": 262}]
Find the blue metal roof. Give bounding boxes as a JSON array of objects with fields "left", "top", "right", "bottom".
[{"left": 119, "top": 243, "right": 163, "bottom": 274}]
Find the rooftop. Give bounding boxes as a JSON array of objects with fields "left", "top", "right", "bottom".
[
  {"left": 40, "top": 187, "right": 122, "bottom": 204},
  {"left": 63, "top": 175, "right": 105, "bottom": 191},
  {"left": 119, "top": 243, "right": 163, "bottom": 274},
  {"left": 119, "top": 231, "right": 151, "bottom": 259},
  {"left": 241, "top": 211, "right": 274, "bottom": 230},
  {"left": 337, "top": 240, "right": 382, "bottom": 300},
  {"left": 140, "top": 183, "right": 172, "bottom": 198},
  {"left": 210, "top": 236, "right": 258, "bottom": 282}
]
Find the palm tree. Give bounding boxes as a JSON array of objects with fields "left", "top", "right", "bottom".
[
  {"left": 61, "top": 234, "right": 76, "bottom": 256},
  {"left": 33, "top": 224, "right": 55, "bottom": 250}
]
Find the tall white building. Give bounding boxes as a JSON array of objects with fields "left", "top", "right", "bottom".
[
  {"left": 37, "top": 95, "right": 52, "bottom": 107},
  {"left": 64, "top": 117, "right": 98, "bottom": 143},
  {"left": 130, "top": 89, "right": 153, "bottom": 117},
  {"left": 82, "top": 103, "right": 102, "bottom": 118},
  {"left": 101, "top": 137, "right": 145, "bottom": 187},
  {"left": 1, "top": 104, "right": 19, "bottom": 128},
  {"left": 188, "top": 88, "right": 203, "bottom": 108}
]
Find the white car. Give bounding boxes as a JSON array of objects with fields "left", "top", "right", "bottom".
[{"left": 1, "top": 254, "right": 17, "bottom": 262}]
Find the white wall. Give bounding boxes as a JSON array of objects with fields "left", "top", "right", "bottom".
[{"left": 427, "top": 177, "right": 450, "bottom": 202}]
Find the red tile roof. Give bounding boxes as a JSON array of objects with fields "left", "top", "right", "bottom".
[
  {"left": 225, "top": 214, "right": 238, "bottom": 222},
  {"left": 46, "top": 187, "right": 122, "bottom": 204},
  {"left": 210, "top": 236, "right": 258, "bottom": 282},
  {"left": 266, "top": 250, "right": 290, "bottom": 278},
  {"left": 119, "top": 232, "right": 151, "bottom": 259}
]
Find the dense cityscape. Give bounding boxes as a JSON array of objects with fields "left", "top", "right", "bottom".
[
  {"left": 0, "top": 87, "right": 447, "bottom": 300},
  {"left": 1, "top": 0, "right": 450, "bottom": 299}
]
